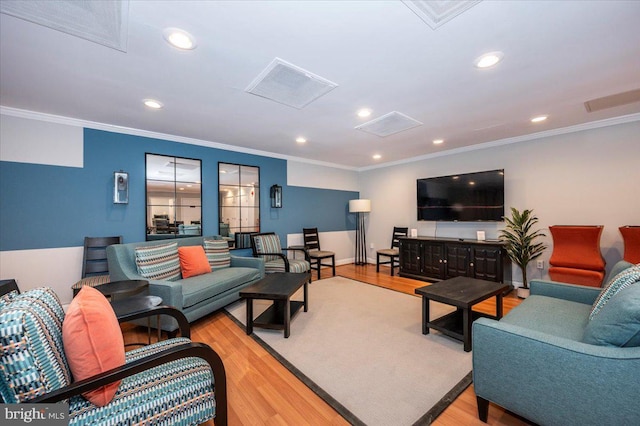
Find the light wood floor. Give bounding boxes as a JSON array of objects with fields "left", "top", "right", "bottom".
[{"left": 122, "top": 264, "right": 531, "bottom": 426}]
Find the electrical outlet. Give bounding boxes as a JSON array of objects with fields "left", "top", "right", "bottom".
[
  {"left": 536, "top": 260, "right": 544, "bottom": 269},
  {"left": 370, "top": 243, "right": 375, "bottom": 249}
]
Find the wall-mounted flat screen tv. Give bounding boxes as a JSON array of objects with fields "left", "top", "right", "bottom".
[{"left": 417, "top": 169, "right": 504, "bottom": 221}]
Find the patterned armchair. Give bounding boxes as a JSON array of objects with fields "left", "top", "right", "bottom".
[
  {"left": 0, "top": 287, "right": 227, "bottom": 426},
  {"left": 251, "top": 232, "right": 311, "bottom": 276}
]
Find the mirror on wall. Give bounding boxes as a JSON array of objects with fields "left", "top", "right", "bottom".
[
  {"left": 219, "top": 163, "right": 260, "bottom": 248},
  {"left": 146, "top": 153, "right": 202, "bottom": 240}
]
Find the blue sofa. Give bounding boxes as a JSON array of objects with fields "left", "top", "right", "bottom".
[
  {"left": 472, "top": 260, "right": 640, "bottom": 425},
  {"left": 106, "top": 236, "right": 264, "bottom": 333}
]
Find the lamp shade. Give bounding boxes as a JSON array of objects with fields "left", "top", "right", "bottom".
[{"left": 349, "top": 199, "right": 371, "bottom": 213}]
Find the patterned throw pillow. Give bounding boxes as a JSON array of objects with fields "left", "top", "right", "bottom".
[
  {"left": 135, "top": 242, "right": 181, "bottom": 281},
  {"left": 203, "top": 239, "right": 231, "bottom": 270},
  {"left": 590, "top": 264, "right": 640, "bottom": 320}
]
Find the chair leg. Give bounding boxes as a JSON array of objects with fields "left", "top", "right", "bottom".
[
  {"left": 317, "top": 260, "right": 321, "bottom": 281},
  {"left": 391, "top": 256, "right": 396, "bottom": 276},
  {"left": 376, "top": 254, "right": 380, "bottom": 272},
  {"left": 331, "top": 255, "right": 336, "bottom": 276},
  {"left": 476, "top": 396, "right": 489, "bottom": 422}
]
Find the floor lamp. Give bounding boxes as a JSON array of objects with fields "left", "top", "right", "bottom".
[{"left": 349, "top": 199, "right": 371, "bottom": 265}]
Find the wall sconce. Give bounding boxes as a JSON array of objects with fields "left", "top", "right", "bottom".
[
  {"left": 113, "top": 171, "right": 129, "bottom": 204},
  {"left": 270, "top": 184, "right": 282, "bottom": 208}
]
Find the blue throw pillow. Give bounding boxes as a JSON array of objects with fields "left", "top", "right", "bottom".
[{"left": 583, "top": 283, "right": 640, "bottom": 347}]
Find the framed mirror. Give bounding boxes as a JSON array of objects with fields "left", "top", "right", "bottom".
[
  {"left": 146, "top": 153, "right": 202, "bottom": 240},
  {"left": 219, "top": 163, "right": 260, "bottom": 248}
]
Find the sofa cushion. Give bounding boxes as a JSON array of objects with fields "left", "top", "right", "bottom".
[
  {"left": 178, "top": 246, "right": 211, "bottom": 279},
  {"left": 590, "top": 264, "right": 640, "bottom": 319},
  {"left": 204, "top": 239, "right": 231, "bottom": 270},
  {"left": 500, "top": 295, "right": 591, "bottom": 341},
  {"left": 63, "top": 286, "right": 125, "bottom": 406},
  {"left": 182, "top": 267, "right": 262, "bottom": 308},
  {"left": 0, "top": 288, "right": 70, "bottom": 403},
  {"left": 583, "top": 283, "right": 640, "bottom": 347},
  {"left": 135, "top": 242, "right": 181, "bottom": 281}
]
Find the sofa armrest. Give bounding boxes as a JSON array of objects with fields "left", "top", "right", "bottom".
[
  {"left": 472, "top": 318, "right": 640, "bottom": 425},
  {"left": 231, "top": 255, "right": 265, "bottom": 277},
  {"left": 529, "top": 279, "right": 601, "bottom": 305},
  {"left": 148, "top": 279, "right": 184, "bottom": 310}
]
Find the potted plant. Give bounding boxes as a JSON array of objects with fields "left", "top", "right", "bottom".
[{"left": 500, "top": 207, "right": 547, "bottom": 298}]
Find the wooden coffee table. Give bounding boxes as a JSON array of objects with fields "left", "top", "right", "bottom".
[
  {"left": 415, "top": 276, "right": 509, "bottom": 352},
  {"left": 239, "top": 272, "right": 310, "bottom": 338}
]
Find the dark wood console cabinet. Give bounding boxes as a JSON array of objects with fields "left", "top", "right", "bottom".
[{"left": 399, "top": 237, "right": 512, "bottom": 284}]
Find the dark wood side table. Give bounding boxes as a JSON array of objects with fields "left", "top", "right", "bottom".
[
  {"left": 239, "top": 272, "right": 309, "bottom": 338},
  {"left": 97, "top": 280, "right": 163, "bottom": 345},
  {"left": 415, "top": 276, "right": 509, "bottom": 352}
]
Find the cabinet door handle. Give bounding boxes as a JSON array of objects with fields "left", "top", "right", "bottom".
[
  {"left": 470, "top": 262, "right": 474, "bottom": 267},
  {"left": 443, "top": 259, "right": 447, "bottom": 264},
  {"left": 439, "top": 259, "right": 442, "bottom": 263}
]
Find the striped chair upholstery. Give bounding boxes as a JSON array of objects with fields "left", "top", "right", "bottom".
[
  {"left": 0, "top": 287, "right": 227, "bottom": 426},
  {"left": 251, "top": 233, "right": 310, "bottom": 274}
]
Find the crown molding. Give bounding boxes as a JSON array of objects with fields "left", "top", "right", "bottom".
[
  {"left": 3, "top": 105, "right": 638, "bottom": 173},
  {"left": 0, "top": 106, "right": 359, "bottom": 171},
  {"left": 357, "top": 112, "right": 640, "bottom": 171}
]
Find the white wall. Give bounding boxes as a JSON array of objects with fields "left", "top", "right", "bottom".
[
  {"left": 0, "top": 114, "right": 83, "bottom": 167},
  {"left": 358, "top": 120, "right": 640, "bottom": 285}
]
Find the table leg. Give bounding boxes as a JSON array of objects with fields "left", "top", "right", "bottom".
[
  {"left": 246, "top": 299, "right": 253, "bottom": 335},
  {"left": 303, "top": 281, "right": 308, "bottom": 312},
  {"left": 422, "top": 296, "right": 430, "bottom": 335},
  {"left": 496, "top": 293, "right": 504, "bottom": 319},
  {"left": 463, "top": 308, "right": 472, "bottom": 352},
  {"left": 284, "top": 297, "right": 291, "bottom": 338}
]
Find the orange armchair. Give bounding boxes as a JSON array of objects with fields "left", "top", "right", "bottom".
[
  {"left": 619, "top": 225, "right": 640, "bottom": 263},
  {"left": 548, "top": 225, "right": 606, "bottom": 287}
]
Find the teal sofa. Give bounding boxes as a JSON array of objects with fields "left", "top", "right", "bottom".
[
  {"left": 106, "top": 236, "right": 264, "bottom": 333},
  {"left": 472, "top": 260, "right": 640, "bottom": 425}
]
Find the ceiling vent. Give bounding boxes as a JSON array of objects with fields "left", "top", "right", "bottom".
[
  {"left": 0, "top": 0, "right": 129, "bottom": 51},
  {"left": 402, "top": 0, "right": 482, "bottom": 29},
  {"left": 584, "top": 88, "right": 640, "bottom": 112},
  {"left": 245, "top": 58, "right": 338, "bottom": 109},
  {"left": 355, "top": 112, "right": 423, "bottom": 137}
]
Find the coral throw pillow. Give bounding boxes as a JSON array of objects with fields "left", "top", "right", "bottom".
[
  {"left": 178, "top": 245, "right": 212, "bottom": 278},
  {"left": 62, "top": 286, "right": 125, "bottom": 406}
]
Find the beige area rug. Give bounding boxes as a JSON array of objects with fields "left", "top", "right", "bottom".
[{"left": 225, "top": 276, "right": 472, "bottom": 426}]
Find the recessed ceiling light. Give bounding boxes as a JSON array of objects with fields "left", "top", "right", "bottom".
[
  {"left": 433, "top": 139, "right": 444, "bottom": 144},
  {"left": 373, "top": 154, "right": 382, "bottom": 160},
  {"left": 163, "top": 28, "right": 197, "bottom": 50},
  {"left": 474, "top": 51, "right": 504, "bottom": 69},
  {"left": 531, "top": 115, "right": 548, "bottom": 123},
  {"left": 143, "top": 99, "right": 163, "bottom": 109},
  {"left": 357, "top": 109, "right": 372, "bottom": 118},
  {"left": 295, "top": 137, "right": 307, "bottom": 144}
]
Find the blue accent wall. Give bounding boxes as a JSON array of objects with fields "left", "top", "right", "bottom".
[{"left": 0, "top": 128, "right": 358, "bottom": 251}]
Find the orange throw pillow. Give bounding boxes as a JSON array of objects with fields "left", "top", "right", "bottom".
[
  {"left": 62, "top": 286, "right": 125, "bottom": 406},
  {"left": 178, "top": 245, "right": 212, "bottom": 278}
]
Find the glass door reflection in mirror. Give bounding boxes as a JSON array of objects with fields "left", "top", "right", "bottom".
[
  {"left": 146, "top": 154, "right": 202, "bottom": 240},
  {"left": 219, "top": 163, "right": 260, "bottom": 247}
]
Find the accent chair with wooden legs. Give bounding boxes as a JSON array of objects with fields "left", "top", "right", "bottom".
[
  {"left": 0, "top": 286, "right": 227, "bottom": 425},
  {"left": 376, "top": 227, "right": 408, "bottom": 276},
  {"left": 303, "top": 227, "right": 336, "bottom": 280},
  {"left": 251, "top": 232, "right": 311, "bottom": 279},
  {"left": 71, "top": 236, "right": 122, "bottom": 296}
]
